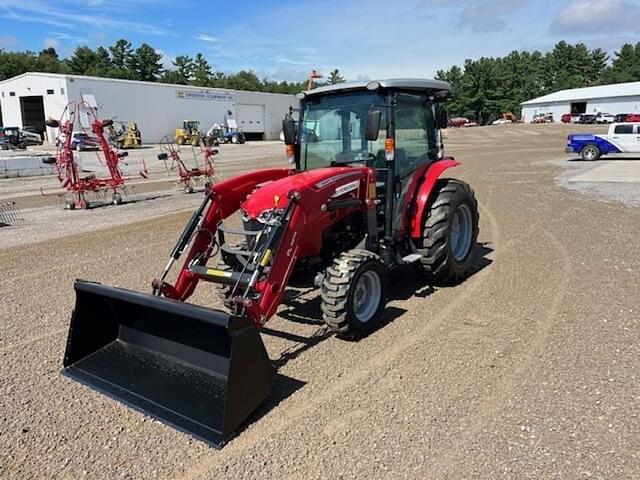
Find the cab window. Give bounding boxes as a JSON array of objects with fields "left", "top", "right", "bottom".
[
  {"left": 394, "top": 93, "right": 437, "bottom": 178},
  {"left": 614, "top": 124, "right": 633, "bottom": 134}
]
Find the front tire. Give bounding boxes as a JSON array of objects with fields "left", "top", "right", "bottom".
[
  {"left": 416, "top": 179, "right": 479, "bottom": 285},
  {"left": 580, "top": 144, "right": 600, "bottom": 161},
  {"left": 321, "top": 250, "right": 387, "bottom": 338}
]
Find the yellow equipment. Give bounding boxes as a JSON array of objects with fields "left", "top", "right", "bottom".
[
  {"left": 119, "top": 122, "right": 142, "bottom": 149},
  {"left": 174, "top": 120, "right": 202, "bottom": 146},
  {"left": 108, "top": 121, "right": 142, "bottom": 149}
]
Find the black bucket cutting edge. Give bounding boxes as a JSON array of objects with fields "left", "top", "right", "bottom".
[{"left": 62, "top": 280, "right": 273, "bottom": 448}]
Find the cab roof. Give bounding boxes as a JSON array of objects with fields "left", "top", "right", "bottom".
[{"left": 302, "top": 78, "right": 452, "bottom": 99}]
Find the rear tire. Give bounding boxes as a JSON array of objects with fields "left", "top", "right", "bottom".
[
  {"left": 580, "top": 144, "right": 600, "bottom": 161},
  {"left": 321, "top": 249, "right": 387, "bottom": 339},
  {"left": 416, "top": 179, "right": 479, "bottom": 285}
]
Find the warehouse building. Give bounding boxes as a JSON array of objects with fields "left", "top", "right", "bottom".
[
  {"left": 521, "top": 81, "right": 640, "bottom": 123},
  {"left": 0, "top": 72, "right": 297, "bottom": 142}
]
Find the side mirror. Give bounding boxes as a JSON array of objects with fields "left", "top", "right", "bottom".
[
  {"left": 282, "top": 118, "right": 296, "bottom": 145},
  {"left": 46, "top": 119, "right": 60, "bottom": 128},
  {"left": 118, "top": 151, "right": 129, "bottom": 158},
  {"left": 365, "top": 109, "right": 382, "bottom": 141},
  {"left": 437, "top": 110, "right": 448, "bottom": 129}
]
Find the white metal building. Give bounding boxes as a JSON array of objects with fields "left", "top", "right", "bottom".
[
  {"left": 521, "top": 81, "right": 640, "bottom": 122},
  {"left": 0, "top": 72, "right": 297, "bottom": 142}
]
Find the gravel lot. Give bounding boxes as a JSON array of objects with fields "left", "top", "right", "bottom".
[{"left": 1, "top": 124, "right": 639, "bottom": 479}]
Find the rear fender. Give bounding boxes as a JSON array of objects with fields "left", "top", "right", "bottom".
[{"left": 409, "top": 158, "right": 460, "bottom": 238}]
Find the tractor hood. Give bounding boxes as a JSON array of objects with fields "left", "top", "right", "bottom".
[{"left": 241, "top": 167, "right": 362, "bottom": 218}]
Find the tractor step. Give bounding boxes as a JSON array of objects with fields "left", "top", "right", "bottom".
[
  {"left": 401, "top": 253, "right": 422, "bottom": 264},
  {"left": 189, "top": 264, "right": 252, "bottom": 287},
  {"left": 220, "top": 243, "right": 253, "bottom": 258}
]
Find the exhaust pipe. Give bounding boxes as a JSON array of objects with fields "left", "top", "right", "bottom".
[{"left": 63, "top": 280, "right": 273, "bottom": 447}]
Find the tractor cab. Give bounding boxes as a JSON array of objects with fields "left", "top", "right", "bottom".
[{"left": 283, "top": 79, "right": 450, "bottom": 236}]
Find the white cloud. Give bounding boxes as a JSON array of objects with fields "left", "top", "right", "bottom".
[
  {"left": 459, "top": 0, "right": 528, "bottom": 32},
  {"left": 196, "top": 34, "right": 221, "bottom": 43},
  {"left": 551, "top": 0, "right": 640, "bottom": 34},
  {"left": 0, "top": 0, "right": 171, "bottom": 35},
  {"left": 156, "top": 49, "right": 175, "bottom": 70}
]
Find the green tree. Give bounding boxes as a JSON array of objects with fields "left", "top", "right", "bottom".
[
  {"left": 85, "top": 46, "right": 112, "bottom": 77},
  {"left": 127, "top": 43, "right": 163, "bottom": 81},
  {"left": 603, "top": 43, "right": 640, "bottom": 83},
  {"left": 108, "top": 39, "right": 134, "bottom": 78},
  {"left": 191, "top": 53, "right": 212, "bottom": 86},
  {"left": 66, "top": 46, "right": 98, "bottom": 75},
  {"left": 226, "top": 70, "right": 262, "bottom": 91},
  {"left": 328, "top": 68, "right": 345, "bottom": 84},
  {"left": 173, "top": 55, "right": 194, "bottom": 84}
]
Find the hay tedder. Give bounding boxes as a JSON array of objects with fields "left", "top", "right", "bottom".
[
  {"left": 62, "top": 79, "right": 479, "bottom": 447},
  {"left": 157, "top": 135, "right": 216, "bottom": 193},
  {"left": 43, "top": 102, "right": 148, "bottom": 209}
]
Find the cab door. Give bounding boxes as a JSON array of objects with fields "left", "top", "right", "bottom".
[
  {"left": 610, "top": 124, "right": 640, "bottom": 152},
  {"left": 392, "top": 93, "right": 439, "bottom": 235}
]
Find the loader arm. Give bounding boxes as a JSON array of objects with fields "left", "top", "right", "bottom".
[
  {"left": 244, "top": 197, "right": 304, "bottom": 323},
  {"left": 155, "top": 167, "right": 294, "bottom": 300}
]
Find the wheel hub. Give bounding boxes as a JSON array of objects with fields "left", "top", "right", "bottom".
[
  {"left": 451, "top": 204, "right": 473, "bottom": 262},
  {"left": 353, "top": 270, "right": 381, "bottom": 323}
]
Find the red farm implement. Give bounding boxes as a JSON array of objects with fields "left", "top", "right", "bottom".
[
  {"left": 157, "top": 135, "right": 216, "bottom": 193},
  {"left": 42, "top": 101, "right": 148, "bottom": 209}
]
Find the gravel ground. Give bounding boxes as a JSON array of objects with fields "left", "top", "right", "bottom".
[{"left": 1, "top": 124, "right": 639, "bottom": 479}]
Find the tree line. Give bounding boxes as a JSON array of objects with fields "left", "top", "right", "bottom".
[
  {"left": 0, "top": 39, "right": 345, "bottom": 94},
  {"left": 3, "top": 38, "right": 640, "bottom": 117},
  {"left": 436, "top": 41, "right": 640, "bottom": 124}
]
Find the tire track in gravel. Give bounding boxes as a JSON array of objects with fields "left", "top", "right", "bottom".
[
  {"left": 426, "top": 228, "right": 572, "bottom": 477},
  {"left": 0, "top": 235, "right": 174, "bottom": 354},
  {"left": 176, "top": 200, "right": 501, "bottom": 480}
]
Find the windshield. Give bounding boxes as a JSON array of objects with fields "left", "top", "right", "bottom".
[{"left": 299, "top": 91, "right": 387, "bottom": 170}]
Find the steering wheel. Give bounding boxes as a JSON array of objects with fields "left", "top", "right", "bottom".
[{"left": 331, "top": 150, "right": 376, "bottom": 166}]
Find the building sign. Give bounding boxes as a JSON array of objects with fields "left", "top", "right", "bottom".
[{"left": 176, "top": 90, "right": 234, "bottom": 102}]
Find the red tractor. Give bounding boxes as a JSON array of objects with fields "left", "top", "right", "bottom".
[{"left": 62, "top": 79, "right": 479, "bottom": 447}]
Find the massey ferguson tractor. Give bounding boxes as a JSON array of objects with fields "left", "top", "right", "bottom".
[{"left": 62, "top": 79, "right": 479, "bottom": 447}]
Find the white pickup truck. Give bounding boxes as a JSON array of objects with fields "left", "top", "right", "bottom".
[{"left": 566, "top": 123, "right": 640, "bottom": 160}]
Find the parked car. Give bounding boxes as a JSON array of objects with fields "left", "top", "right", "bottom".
[
  {"left": 67, "top": 132, "right": 100, "bottom": 151},
  {"left": 0, "top": 127, "right": 27, "bottom": 149},
  {"left": 532, "top": 113, "right": 554, "bottom": 123},
  {"left": 615, "top": 113, "right": 629, "bottom": 123},
  {"left": 577, "top": 114, "right": 597, "bottom": 124},
  {"left": 561, "top": 113, "right": 572, "bottom": 123},
  {"left": 626, "top": 113, "right": 640, "bottom": 122},
  {"left": 595, "top": 112, "right": 615, "bottom": 124},
  {"left": 20, "top": 129, "right": 43, "bottom": 146},
  {"left": 566, "top": 123, "right": 640, "bottom": 160},
  {"left": 491, "top": 118, "right": 512, "bottom": 125},
  {"left": 448, "top": 117, "right": 471, "bottom": 127}
]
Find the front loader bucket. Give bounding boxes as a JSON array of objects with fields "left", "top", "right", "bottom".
[{"left": 62, "top": 280, "right": 273, "bottom": 447}]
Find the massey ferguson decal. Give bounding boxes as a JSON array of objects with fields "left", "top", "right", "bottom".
[
  {"left": 331, "top": 180, "right": 360, "bottom": 198},
  {"left": 314, "top": 172, "right": 360, "bottom": 190}
]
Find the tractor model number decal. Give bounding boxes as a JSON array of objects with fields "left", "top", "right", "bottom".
[
  {"left": 314, "top": 172, "right": 360, "bottom": 190},
  {"left": 331, "top": 180, "right": 359, "bottom": 198}
]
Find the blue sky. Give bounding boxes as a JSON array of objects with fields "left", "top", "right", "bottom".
[{"left": 0, "top": 0, "right": 638, "bottom": 81}]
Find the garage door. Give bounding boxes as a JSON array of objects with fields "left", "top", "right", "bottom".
[{"left": 237, "top": 104, "right": 265, "bottom": 133}]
